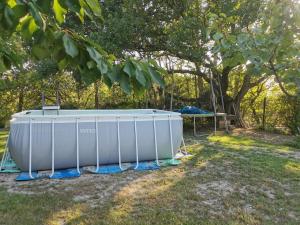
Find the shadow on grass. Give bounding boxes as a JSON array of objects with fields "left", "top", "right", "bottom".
[{"left": 0, "top": 187, "right": 76, "bottom": 225}]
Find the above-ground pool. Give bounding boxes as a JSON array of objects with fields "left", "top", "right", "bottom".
[{"left": 9, "top": 109, "right": 183, "bottom": 172}]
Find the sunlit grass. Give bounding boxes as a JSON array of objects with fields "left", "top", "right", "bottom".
[
  {"left": 208, "top": 134, "right": 296, "bottom": 153},
  {"left": 209, "top": 135, "right": 259, "bottom": 146},
  {"left": 285, "top": 161, "right": 300, "bottom": 174},
  {"left": 46, "top": 204, "right": 87, "bottom": 225}
]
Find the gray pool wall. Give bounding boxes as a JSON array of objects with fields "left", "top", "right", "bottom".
[{"left": 9, "top": 109, "right": 183, "bottom": 171}]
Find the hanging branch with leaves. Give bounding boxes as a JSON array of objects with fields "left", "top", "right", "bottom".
[{"left": 0, "top": 0, "right": 165, "bottom": 94}]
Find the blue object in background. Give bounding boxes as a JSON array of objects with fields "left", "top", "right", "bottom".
[{"left": 176, "top": 106, "right": 212, "bottom": 114}]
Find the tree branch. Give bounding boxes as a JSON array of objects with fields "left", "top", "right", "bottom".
[
  {"left": 270, "top": 61, "right": 297, "bottom": 99},
  {"left": 167, "top": 69, "right": 210, "bottom": 83},
  {"left": 249, "top": 75, "right": 268, "bottom": 88}
]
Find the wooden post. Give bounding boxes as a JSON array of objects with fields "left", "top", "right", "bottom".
[{"left": 262, "top": 97, "right": 267, "bottom": 130}]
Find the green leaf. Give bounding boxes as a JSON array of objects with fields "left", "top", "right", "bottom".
[
  {"left": 53, "top": 0, "right": 67, "bottom": 24},
  {"left": 0, "top": 57, "right": 7, "bottom": 73},
  {"left": 36, "top": 0, "right": 52, "bottom": 14},
  {"left": 77, "top": 7, "right": 85, "bottom": 22},
  {"left": 148, "top": 59, "right": 159, "bottom": 67},
  {"left": 32, "top": 45, "right": 50, "bottom": 59},
  {"left": 59, "top": 0, "right": 81, "bottom": 13},
  {"left": 6, "top": 0, "right": 16, "bottom": 7},
  {"left": 107, "top": 65, "right": 120, "bottom": 82},
  {"left": 12, "top": 4, "right": 27, "bottom": 19},
  {"left": 213, "top": 32, "right": 223, "bottom": 41},
  {"left": 221, "top": 39, "right": 230, "bottom": 49},
  {"left": 147, "top": 66, "right": 165, "bottom": 88},
  {"left": 4, "top": 6, "right": 15, "bottom": 28},
  {"left": 98, "top": 60, "right": 108, "bottom": 74},
  {"left": 212, "top": 45, "right": 221, "bottom": 54},
  {"left": 84, "top": 0, "right": 102, "bottom": 17},
  {"left": 86, "top": 60, "right": 95, "bottom": 69},
  {"left": 123, "top": 60, "right": 135, "bottom": 77},
  {"left": 102, "top": 74, "right": 112, "bottom": 87},
  {"left": 28, "top": 2, "right": 45, "bottom": 30},
  {"left": 132, "top": 78, "right": 145, "bottom": 96},
  {"left": 81, "top": 69, "right": 101, "bottom": 85},
  {"left": 63, "top": 34, "right": 79, "bottom": 58},
  {"left": 86, "top": 46, "right": 101, "bottom": 61},
  {"left": 119, "top": 73, "right": 131, "bottom": 94},
  {"left": 86, "top": 46, "right": 108, "bottom": 74},
  {"left": 28, "top": 17, "right": 38, "bottom": 34},
  {"left": 58, "top": 58, "right": 68, "bottom": 70},
  {"left": 19, "top": 15, "right": 38, "bottom": 39},
  {"left": 237, "top": 34, "right": 249, "bottom": 45},
  {"left": 135, "top": 69, "right": 146, "bottom": 86},
  {"left": 19, "top": 15, "right": 31, "bottom": 39}
]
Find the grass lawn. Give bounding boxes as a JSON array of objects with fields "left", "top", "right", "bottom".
[{"left": 0, "top": 129, "right": 299, "bottom": 225}]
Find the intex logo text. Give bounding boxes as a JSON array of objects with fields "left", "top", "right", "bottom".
[{"left": 80, "top": 128, "right": 96, "bottom": 134}]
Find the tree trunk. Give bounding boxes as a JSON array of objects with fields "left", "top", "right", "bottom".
[
  {"left": 233, "top": 98, "right": 247, "bottom": 128},
  {"left": 251, "top": 107, "right": 261, "bottom": 125},
  {"left": 94, "top": 81, "right": 100, "bottom": 109},
  {"left": 163, "top": 89, "right": 166, "bottom": 109},
  {"left": 77, "top": 84, "right": 81, "bottom": 107},
  {"left": 145, "top": 91, "right": 149, "bottom": 109},
  {"left": 197, "top": 76, "right": 204, "bottom": 99},
  {"left": 262, "top": 97, "right": 267, "bottom": 130},
  {"left": 17, "top": 88, "right": 24, "bottom": 112},
  {"left": 194, "top": 75, "right": 198, "bottom": 98},
  {"left": 232, "top": 74, "right": 252, "bottom": 127},
  {"left": 186, "top": 76, "right": 190, "bottom": 96},
  {"left": 55, "top": 77, "right": 61, "bottom": 106},
  {"left": 152, "top": 86, "right": 158, "bottom": 108}
]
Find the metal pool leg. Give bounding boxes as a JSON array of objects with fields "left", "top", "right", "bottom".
[
  {"left": 134, "top": 117, "right": 139, "bottom": 169},
  {"left": 152, "top": 116, "right": 159, "bottom": 166},
  {"left": 168, "top": 115, "right": 175, "bottom": 160},
  {"left": 116, "top": 117, "right": 125, "bottom": 171},
  {"left": 76, "top": 118, "right": 80, "bottom": 174},
  {"left": 50, "top": 119, "right": 55, "bottom": 178},
  {"left": 95, "top": 117, "right": 99, "bottom": 172},
  {"left": 181, "top": 136, "right": 188, "bottom": 155},
  {"left": 29, "top": 119, "right": 33, "bottom": 179}
]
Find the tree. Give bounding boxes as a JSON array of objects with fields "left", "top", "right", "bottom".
[
  {"left": 93, "top": 0, "right": 299, "bottom": 125},
  {"left": 0, "top": 0, "right": 165, "bottom": 96}
]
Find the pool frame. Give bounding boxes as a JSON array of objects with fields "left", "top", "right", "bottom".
[{"left": 9, "top": 109, "right": 183, "bottom": 178}]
